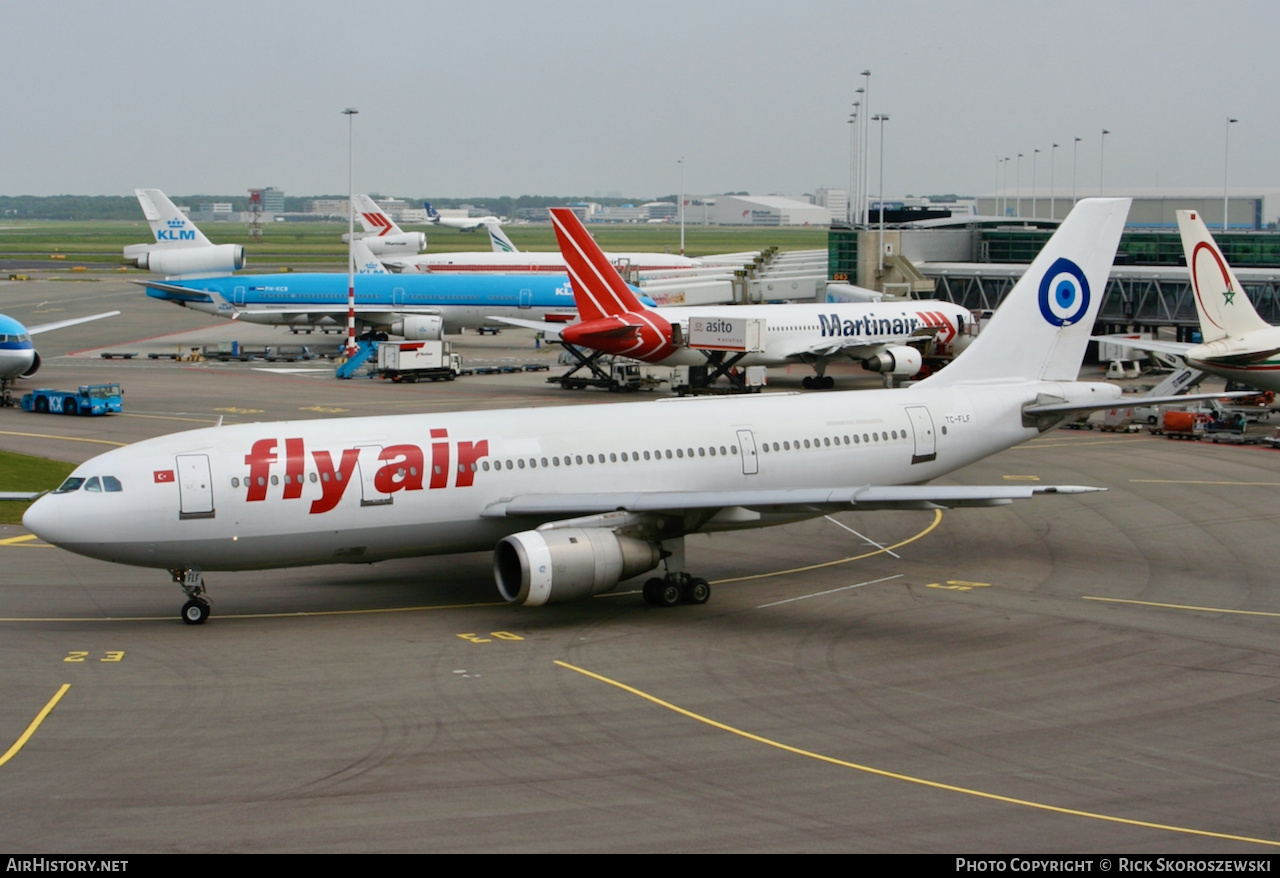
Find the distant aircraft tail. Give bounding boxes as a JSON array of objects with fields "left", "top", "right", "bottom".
[
  {"left": 424, "top": 202, "right": 441, "bottom": 221},
  {"left": 351, "top": 238, "right": 390, "bottom": 274},
  {"left": 920, "top": 197, "right": 1130, "bottom": 386},
  {"left": 134, "top": 189, "right": 212, "bottom": 248},
  {"left": 549, "top": 208, "right": 648, "bottom": 321},
  {"left": 485, "top": 220, "right": 519, "bottom": 254},
  {"left": 354, "top": 194, "right": 404, "bottom": 236},
  {"left": 1177, "top": 209, "right": 1269, "bottom": 343}
]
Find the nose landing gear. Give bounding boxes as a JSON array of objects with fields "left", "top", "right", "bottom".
[{"left": 172, "top": 568, "right": 211, "bottom": 625}]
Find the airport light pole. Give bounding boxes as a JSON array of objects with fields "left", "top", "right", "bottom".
[
  {"left": 1001, "top": 157, "right": 1009, "bottom": 217},
  {"left": 1031, "top": 148, "right": 1040, "bottom": 219},
  {"left": 847, "top": 103, "right": 859, "bottom": 225},
  {"left": 1072, "top": 136, "right": 1081, "bottom": 206},
  {"left": 854, "top": 89, "right": 864, "bottom": 221},
  {"left": 1099, "top": 129, "right": 1110, "bottom": 196},
  {"left": 1050, "top": 143, "right": 1058, "bottom": 220},
  {"left": 1015, "top": 153, "right": 1023, "bottom": 218},
  {"left": 1223, "top": 117, "right": 1238, "bottom": 232},
  {"left": 873, "top": 113, "right": 888, "bottom": 272},
  {"left": 678, "top": 156, "right": 685, "bottom": 256},
  {"left": 860, "top": 71, "right": 871, "bottom": 224},
  {"left": 342, "top": 107, "right": 359, "bottom": 355},
  {"left": 994, "top": 155, "right": 1001, "bottom": 218}
]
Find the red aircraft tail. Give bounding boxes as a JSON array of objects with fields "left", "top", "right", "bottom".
[
  {"left": 547, "top": 208, "right": 676, "bottom": 361},
  {"left": 549, "top": 208, "right": 649, "bottom": 320}
]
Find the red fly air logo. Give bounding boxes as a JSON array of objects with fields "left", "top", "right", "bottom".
[
  {"left": 241, "top": 429, "right": 490, "bottom": 515},
  {"left": 361, "top": 212, "right": 394, "bottom": 236}
]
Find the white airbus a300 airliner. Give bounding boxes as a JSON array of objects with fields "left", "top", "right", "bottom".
[{"left": 27, "top": 199, "right": 1152, "bottom": 624}]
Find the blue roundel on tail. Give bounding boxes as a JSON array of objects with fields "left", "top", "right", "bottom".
[{"left": 1037, "top": 257, "right": 1091, "bottom": 326}]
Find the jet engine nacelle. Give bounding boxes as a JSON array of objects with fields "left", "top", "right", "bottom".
[
  {"left": 127, "top": 244, "right": 246, "bottom": 276},
  {"left": 20, "top": 351, "right": 40, "bottom": 378},
  {"left": 343, "top": 232, "right": 426, "bottom": 255},
  {"left": 390, "top": 315, "right": 444, "bottom": 340},
  {"left": 494, "top": 528, "right": 663, "bottom": 606},
  {"left": 862, "top": 345, "right": 923, "bottom": 376}
]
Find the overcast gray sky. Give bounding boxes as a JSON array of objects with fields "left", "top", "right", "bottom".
[{"left": 4, "top": 0, "right": 1277, "bottom": 201}]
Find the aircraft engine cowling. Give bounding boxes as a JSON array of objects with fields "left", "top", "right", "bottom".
[
  {"left": 355, "top": 232, "right": 427, "bottom": 256},
  {"left": 128, "top": 244, "right": 246, "bottom": 276},
  {"left": 390, "top": 315, "right": 444, "bottom": 340},
  {"left": 862, "top": 345, "right": 923, "bottom": 376},
  {"left": 20, "top": 351, "right": 40, "bottom": 378},
  {"left": 494, "top": 528, "right": 663, "bottom": 606}
]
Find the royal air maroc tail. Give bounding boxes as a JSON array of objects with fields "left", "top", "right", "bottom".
[
  {"left": 1094, "top": 209, "right": 1280, "bottom": 392},
  {"left": 493, "top": 207, "right": 971, "bottom": 387},
  {"left": 25, "top": 199, "right": 1134, "bottom": 625}
]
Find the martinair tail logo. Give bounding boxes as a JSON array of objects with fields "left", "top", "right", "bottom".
[{"left": 1037, "top": 257, "right": 1090, "bottom": 326}]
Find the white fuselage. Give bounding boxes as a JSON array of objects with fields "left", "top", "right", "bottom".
[
  {"left": 1186, "top": 326, "right": 1280, "bottom": 392},
  {"left": 644, "top": 301, "right": 971, "bottom": 367},
  {"left": 385, "top": 251, "right": 703, "bottom": 275},
  {"left": 24, "top": 380, "right": 1060, "bottom": 573}
]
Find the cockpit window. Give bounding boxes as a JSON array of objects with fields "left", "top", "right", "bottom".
[
  {"left": 84, "top": 477, "right": 102, "bottom": 492},
  {"left": 103, "top": 476, "right": 122, "bottom": 492},
  {"left": 54, "top": 477, "right": 85, "bottom": 494}
]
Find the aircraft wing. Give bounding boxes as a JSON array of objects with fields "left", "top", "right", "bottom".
[
  {"left": 1092, "top": 334, "right": 1193, "bottom": 356},
  {"left": 481, "top": 483, "right": 1104, "bottom": 518},
  {"left": 485, "top": 317, "right": 566, "bottom": 340},
  {"left": 777, "top": 334, "right": 917, "bottom": 360},
  {"left": 27, "top": 311, "right": 120, "bottom": 335}
]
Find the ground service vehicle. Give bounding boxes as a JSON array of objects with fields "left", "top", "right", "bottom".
[
  {"left": 21, "top": 384, "right": 123, "bottom": 416},
  {"left": 376, "top": 341, "right": 461, "bottom": 382}
]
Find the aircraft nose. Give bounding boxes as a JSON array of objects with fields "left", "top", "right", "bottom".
[{"left": 22, "top": 494, "right": 64, "bottom": 544}]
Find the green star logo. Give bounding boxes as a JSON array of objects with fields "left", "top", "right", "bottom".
[{"left": 1223, "top": 287, "right": 1236, "bottom": 305}]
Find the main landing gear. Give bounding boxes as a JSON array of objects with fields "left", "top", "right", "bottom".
[
  {"left": 801, "top": 375, "right": 835, "bottom": 389},
  {"left": 641, "top": 536, "right": 711, "bottom": 607},
  {"left": 642, "top": 574, "right": 711, "bottom": 607},
  {"left": 172, "top": 568, "right": 210, "bottom": 625}
]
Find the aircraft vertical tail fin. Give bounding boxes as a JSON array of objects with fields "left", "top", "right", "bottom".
[
  {"left": 485, "top": 220, "right": 519, "bottom": 254},
  {"left": 1177, "top": 209, "right": 1269, "bottom": 342},
  {"left": 920, "top": 197, "right": 1130, "bottom": 386},
  {"left": 549, "top": 208, "right": 649, "bottom": 321},
  {"left": 134, "top": 189, "right": 213, "bottom": 248},
  {"left": 354, "top": 195, "right": 404, "bottom": 236},
  {"left": 351, "top": 238, "right": 390, "bottom": 274},
  {"left": 424, "top": 202, "right": 441, "bottom": 221}
]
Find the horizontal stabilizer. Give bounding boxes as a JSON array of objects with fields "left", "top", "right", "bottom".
[{"left": 1023, "top": 391, "right": 1253, "bottom": 416}]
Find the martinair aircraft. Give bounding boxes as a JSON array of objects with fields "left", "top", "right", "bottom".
[
  {"left": 0, "top": 310, "right": 120, "bottom": 401},
  {"left": 493, "top": 208, "right": 973, "bottom": 388},
  {"left": 125, "top": 190, "right": 586, "bottom": 334},
  {"left": 343, "top": 194, "right": 426, "bottom": 256},
  {"left": 1096, "top": 209, "right": 1280, "bottom": 392},
  {"left": 30, "top": 197, "right": 1208, "bottom": 626}
]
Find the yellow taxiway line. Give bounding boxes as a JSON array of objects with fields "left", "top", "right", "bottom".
[
  {"left": 0, "top": 684, "right": 70, "bottom": 770},
  {"left": 555, "top": 661, "right": 1279, "bottom": 848}
]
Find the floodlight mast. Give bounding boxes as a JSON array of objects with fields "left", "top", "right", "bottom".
[{"left": 342, "top": 107, "right": 359, "bottom": 355}]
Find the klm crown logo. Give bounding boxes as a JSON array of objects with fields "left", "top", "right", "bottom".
[{"left": 157, "top": 216, "right": 197, "bottom": 242}]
